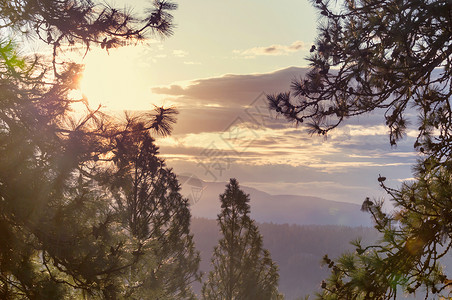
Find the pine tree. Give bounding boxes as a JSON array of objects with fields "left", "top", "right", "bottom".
[
  {"left": 266, "top": 0, "right": 452, "bottom": 298},
  {"left": 0, "top": 0, "right": 177, "bottom": 71},
  {"left": 96, "top": 120, "right": 201, "bottom": 299},
  {"left": 317, "top": 160, "right": 452, "bottom": 300},
  {"left": 268, "top": 0, "right": 451, "bottom": 159},
  {"left": 0, "top": 1, "right": 202, "bottom": 298},
  {"left": 202, "top": 179, "right": 282, "bottom": 300}
]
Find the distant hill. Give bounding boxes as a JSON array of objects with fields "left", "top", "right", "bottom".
[
  {"left": 185, "top": 180, "right": 450, "bottom": 299},
  {"left": 178, "top": 176, "right": 372, "bottom": 227},
  {"left": 191, "top": 217, "right": 380, "bottom": 300}
]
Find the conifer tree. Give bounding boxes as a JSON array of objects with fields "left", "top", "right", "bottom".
[
  {"left": 267, "top": 0, "right": 452, "bottom": 298},
  {"left": 0, "top": 1, "right": 201, "bottom": 298},
  {"left": 268, "top": 0, "right": 451, "bottom": 159},
  {"left": 317, "top": 160, "right": 452, "bottom": 300},
  {"left": 95, "top": 120, "right": 201, "bottom": 299},
  {"left": 202, "top": 179, "right": 282, "bottom": 300}
]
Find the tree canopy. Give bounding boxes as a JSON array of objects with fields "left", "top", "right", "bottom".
[
  {"left": 1, "top": 0, "right": 177, "bottom": 71},
  {"left": 318, "top": 164, "right": 452, "bottom": 299},
  {"left": 268, "top": 0, "right": 451, "bottom": 159},
  {"left": 0, "top": 1, "right": 202, "bottom": 299},
  {"left": 267, "top": 0, "right": 452, "bottom": 299}
]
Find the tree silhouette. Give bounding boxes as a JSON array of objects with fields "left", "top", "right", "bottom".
[
  {"left": 266, "top": 0, "right": 452, "bottom": 298},
  {"left": 268, "top": 0, "right": 451, "bottom": 159},
  {"left": 202, "top": 179, "right": 282, "bottom": 300},
  {"left": 1, "top": 0, "right": 177, "bottom": 72},
  {"left": 95, "top": 121, "right": 201, "bottom": 299},
  {"left": 317, "top": 162, "right": 452, "bottom": 299},
  {"left": 0, "top": 1, "right": 201, "bottom": 298}
]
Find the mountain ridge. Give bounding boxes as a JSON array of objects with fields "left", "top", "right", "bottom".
[{"left": 178, "top": 176, "right": 372, "bottom": 227}]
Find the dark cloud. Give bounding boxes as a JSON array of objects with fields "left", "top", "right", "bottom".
[
  {"left": 154, "top": 66, "right": 423, "bottom": 141},
  {"left": 172, "top": 106, "right": 242, "bottom": 134},
  {"left": 233, "top": 41, "right": 306, "bottom": 57},
  {"left": 154, "top": 67, "right": 310, "bottom": 134},
  {"left": 264, "top": 46, "right": 277, "bottom": 53},
  {"left": 290, "top": 43, "right": 303, "bottom": 50},
  {"left": 150, "top": 66, "right": 417, "bottom": 204},
  {"left": 153, "top": 66, "right": 309, "bottom": 106}
]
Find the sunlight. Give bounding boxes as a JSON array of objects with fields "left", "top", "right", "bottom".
[{"left": 79, "top": 45, "right": 163, "bottom": 111}]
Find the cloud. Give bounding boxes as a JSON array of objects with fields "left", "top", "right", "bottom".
[
  {"left": 151, "top": 67, "right": 418, "bottom": 160},
  {"left": 152, "top": 66, "right": 308, "bottom": 107},
  {"left": 233, "top": 41, "right": 306, "bottom": 58},
  {"left": 162, "top": 159, "right": 406, "bottom": 204},
  {"left": 149, "top": 66, "right": 417, "bottom": 203},
  {"left": 151, "top": 66, "right": 407, "bottom": 140}
]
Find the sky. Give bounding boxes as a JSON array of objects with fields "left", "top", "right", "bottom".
[{"left": 73, "top": 0, "right": 419, "bottom": 205}]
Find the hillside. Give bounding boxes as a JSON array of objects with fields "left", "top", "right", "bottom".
[
  {"left": 191, "top": 217, "right": 380, "bottom": 299},
  {"left": 179, "top": 177, "right": 372, "bottom": 227}
]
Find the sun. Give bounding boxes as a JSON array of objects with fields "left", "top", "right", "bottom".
[{"left": 79, "top": 46, "right": 157, "bottom": 111}]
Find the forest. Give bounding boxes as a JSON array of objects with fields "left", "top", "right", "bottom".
[
  {"left": 0, "top": 0, "right": 451, "bottom": 299},
  {"left": 191, "top": 217, "right": 380, "bottom": 299}
]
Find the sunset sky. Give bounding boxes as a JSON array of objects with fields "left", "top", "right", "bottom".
[{"left": 75, "top": 0, "right": 418, "bottom": 204}]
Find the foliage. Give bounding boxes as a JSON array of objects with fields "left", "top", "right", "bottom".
[
  {"left": 0, "top": 0, "right": 177, "bottom": 71},
  {"left": 318, "top": 160, "right": 452, "bottom": 299},
  {"left": 267, "top": 0, "right": 451, "bottom": 159},
  {"left": 202, "top": 179, "right": 282, "bottom": 300},
  {"left": 94, "top": 122, "right": 201, "bottom": 299},
  {"left": 0, "top": 1, "right": 202, "bottom": 299},
  {"left": 267, "top": 0, "right": 452, "bottom": 298}
]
